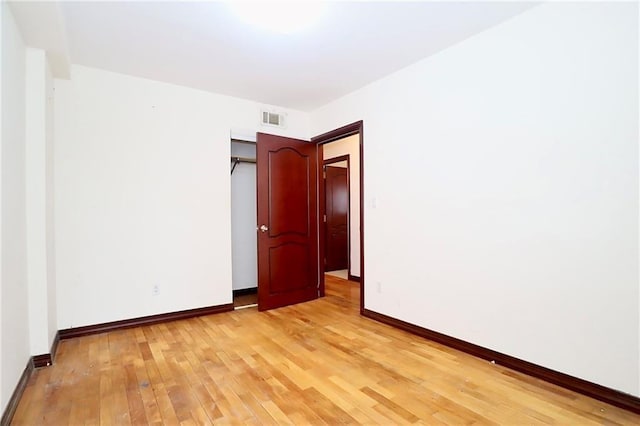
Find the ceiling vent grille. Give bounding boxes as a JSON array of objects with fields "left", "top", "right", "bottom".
[{"left": 261, "top": 110, "right": 286, "bottom": 128}]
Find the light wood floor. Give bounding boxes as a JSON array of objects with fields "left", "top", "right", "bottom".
[{"left": 12, "top": 275, "right": 640, "bottom": 425}]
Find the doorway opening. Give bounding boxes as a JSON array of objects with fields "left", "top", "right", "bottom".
[
  {"left": 321, "top": 146, "right": 360, "bottom": 284},
  {"left": 313, "top": 121, "right": 364, "bottom": 313},
  {"left": 323, "top": 155, "right": 350, "bottom": 280}
]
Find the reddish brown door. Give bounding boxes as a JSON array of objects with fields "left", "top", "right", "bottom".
[
  {"left": 325, "top": 166, "right": 349, "bottom": 271},
  {"left": 257, "top": 133, "right": 318, "bottom": 311}
]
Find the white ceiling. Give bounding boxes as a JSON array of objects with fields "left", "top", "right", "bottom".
[{"left": 12, "top": 1, "right": 536, "bottom": 111}]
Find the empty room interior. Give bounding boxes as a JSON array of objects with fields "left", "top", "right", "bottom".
[{"left": 1, "top": 0, "right": 640, "bottom": 424}]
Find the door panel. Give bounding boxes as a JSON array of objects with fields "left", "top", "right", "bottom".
[
  {"left": 268, "top": 148, "right": 310, "bottom": 237},
  {"left": 257, "top": 133, "right": 318, "bottom": 311},
  {"left": 325, "top": 166, "right": 349, "bottom": 271},
  {"left": 269, "top": 243, "right": 310, "bottom": 292}
]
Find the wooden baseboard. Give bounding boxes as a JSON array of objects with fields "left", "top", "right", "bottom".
[
  {"left": 348, "top": 274, "right": 361, "bottom": 282},
  {"left": 59, "top": 303, "right": 234, "bottom": 340},
  {"left": 233, "top": 287, "right": 258, "bottom": 297},
  {"left": 50, "top": 331, "right": 60, "bottom": 362},
  {"left": 0, "top": 359, "right": 34, "bottom": 426},
  {"left": 362, "top": 309, "right": 640, "bottom": 414},
  {"left": 31, "top": 354, "right": 52, "bottom": 368},
  {"left": 31, "top": 331, "right": 61, "bottom": 368}
]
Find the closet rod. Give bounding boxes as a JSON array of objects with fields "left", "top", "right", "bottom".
[
  {"left": 231, "top": 138, "right": 257, "bottom": 145},
  {"left": 231, "top": 156, "right": 256, "bottom": 164},
  {"left": 231, "top": 156, "right": 256, "bottom": 175}
]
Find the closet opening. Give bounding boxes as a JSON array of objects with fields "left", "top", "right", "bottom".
[{"left": 230, "top": 138, "right": 258, "bottom": 309}]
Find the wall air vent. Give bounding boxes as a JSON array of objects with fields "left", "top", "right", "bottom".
[{"left": 261, "top": 110, "right": 286, "bottom": 128}]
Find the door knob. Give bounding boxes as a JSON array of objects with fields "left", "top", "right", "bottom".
[{"left": 259, "top": 224, "right": 269, "bottom": 233}]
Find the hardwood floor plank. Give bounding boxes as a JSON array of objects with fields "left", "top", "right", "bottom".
[
  {"left": 98, "top": 372, "right": 114, "bottom": 426},
  {"left": 67, "top": 397, "right": 91, "bottom": 425},
  {"left": 124, "top": 364, "right": 148, "bottom": 425},
  {"left": 134, "top": 364, "right": 163, "bottom": 424},
  {"left": 10, "top": 275, "right": 640, "bottom": 425},
  {"left": 152, "top": 384, "right": 181, "bottom": 425},
  {"left": 360, "top": 386, "right": 420, "bottom": 423},
  {"left": 300, "top": 387, "right": 359, "bottom": 424},
  {"left": 260, "top": 400, "right": 291, "bottom": 424}
]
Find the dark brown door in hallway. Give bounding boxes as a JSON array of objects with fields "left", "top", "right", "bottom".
[
  {"left": 256, "top": 133, "right": 319, "bottom": 311},
  {"left": 324, "top": 165, "right": 349, "bottom": 271}
]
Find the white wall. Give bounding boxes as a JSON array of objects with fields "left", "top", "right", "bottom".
[
  {"left": 1, "top": 1, "right": 30, "bottom": 412},
  {"left": 26, "top": 47, "right": 56, "bottom": 356},
  {"left": 311, "top": 2, "right": 639, "bottom": 396},
  {"left": 45, "top": 45, "right": 56, "bottom": 350},
  {"left": 323, "top": 134, "right": 360, "bottom": 277},
  {"left": 0, "top": 0, "right": 4, "bottom": 406},
  {"left": 55, "top": 65, "right": 309, "bottom": 329},
  {"left": 231, "top": 142, "right": 257, "bottom": 290}
]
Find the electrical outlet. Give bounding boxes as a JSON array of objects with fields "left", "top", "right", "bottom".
[
  {"left": 376, "top": 281, "right": 382, "bottom": 294},
  {"left": 152, "top": 284, "right": 160, "bottom": 296}
]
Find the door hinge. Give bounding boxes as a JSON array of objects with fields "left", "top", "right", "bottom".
[{"left": 323, "top": 214, "right": 327, "bottom": 222}]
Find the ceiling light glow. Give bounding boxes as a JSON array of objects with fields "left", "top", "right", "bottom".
[{"left": 229, "top": 1, "right": 326, "bottom": 35}]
